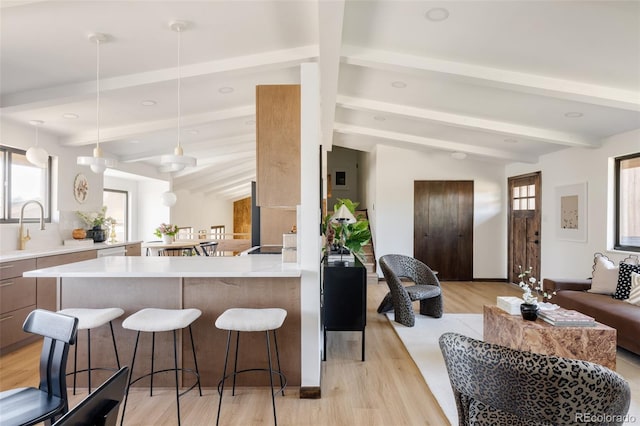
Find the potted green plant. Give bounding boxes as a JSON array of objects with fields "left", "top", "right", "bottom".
[
  {"left": 76, "top": 206, "right": 113, "bottom": 242},
  {"left": 323, "top": 198, "right": 371, "bottom": 262}
]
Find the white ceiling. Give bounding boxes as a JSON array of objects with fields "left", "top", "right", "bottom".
[{"left": 2, "top": 1, "right": 639, "bottom": 200}]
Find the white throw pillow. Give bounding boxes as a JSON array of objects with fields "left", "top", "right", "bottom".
[
  {"left": 624, "top": 272, "right": 640, "bottom": 306},
  {"left": 588, "top": 254, "right": 618, "bottom": 295}
]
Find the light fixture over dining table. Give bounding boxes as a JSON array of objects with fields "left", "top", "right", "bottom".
[
  {"left": 77, "top": 32, "right": 117, "bottom": 174},
  {"left": 159, "top": 20, "right": 197, "bottom": 173}
]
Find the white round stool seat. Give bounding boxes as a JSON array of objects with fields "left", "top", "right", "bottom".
[
  {"left": 122, "top": 308, "right": 202, "bottom": 332},
  {"left": 58, "top": 308, "right": 124, "bottom": 330},
  {"left": 215, "top": 308, "right": 287, "bottom": 332}
]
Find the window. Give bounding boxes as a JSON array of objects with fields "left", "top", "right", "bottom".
[
  {"left": 103, "top": 189, "right": 128, "bottom": 242},
  {"left": 616, "top": 152, "right": 640, "bottom": 252},
  {"left": 0, "top": 145, "right": 51, "bottom": 223},
  {"left": 512, "top": 184, "right": 536, "bottom": 211}
]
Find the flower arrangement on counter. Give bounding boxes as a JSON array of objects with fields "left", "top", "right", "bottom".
[
  {"left": 76, "top": 206, "right": 114, "bottom": 229},
  {"left": 154, "top": 223, "right": 179, "bottom": 238},
  {"left": 518, "top": 265, "right": 555, "bottom": 305}
]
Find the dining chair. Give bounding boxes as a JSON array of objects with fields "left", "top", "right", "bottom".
[
  {"left": 0, "top": 309, "right": 79, "bottom": 426},
  {"left": 159, "top": 247, "right": 195, "bottom": 256},
  {"left": 52, "top": 367, "right": 129, "bottom": 426},
  {"left": 197, "top": 241, "right": 218, "bottom": 256},
  {"left": 145, "top": 240, "right": 162, "bottom": 256}
]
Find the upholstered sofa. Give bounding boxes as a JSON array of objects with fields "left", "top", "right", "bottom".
[{"left": 543, "top": 253, "right": 640, "bottom": 356}]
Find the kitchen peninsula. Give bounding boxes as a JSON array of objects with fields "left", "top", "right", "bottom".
[{"left": 23, "top": 255, "right": 302, "bottom": 388}]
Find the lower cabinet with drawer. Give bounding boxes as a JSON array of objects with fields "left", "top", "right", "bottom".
[
  {"left": 125, "top": 243, "right": 142, "bottom": 256},
  {"left": 0, "top": 258, "right": 38, "bottom": 353}
]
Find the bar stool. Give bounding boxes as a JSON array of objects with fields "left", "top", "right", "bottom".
[
  {"left": 57, "top": 307, "right": 124, "bottom": 394},
  {"left": 120, "top": 308, "right": 202, "bottom": 426},
  {"left": 215, "top": 308, "right": 287, "bottom": 426}
]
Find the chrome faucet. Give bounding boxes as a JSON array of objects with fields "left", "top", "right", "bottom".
[{"left": 19, "top": 200, "right": 45, "bottom": 250}]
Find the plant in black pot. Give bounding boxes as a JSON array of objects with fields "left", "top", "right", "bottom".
[
  {"left": 323, "top": 199, "right": 371, "bottom": 263},
  {"left": 76, "top": 206, "right": 113, "bottom": 243}
]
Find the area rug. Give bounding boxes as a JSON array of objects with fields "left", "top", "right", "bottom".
[{"left": 386, "top": 312, "right": 640, "bottom": 426}]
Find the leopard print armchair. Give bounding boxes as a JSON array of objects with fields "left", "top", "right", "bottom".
[
  {"left": 377, "top": 254, "right": 442, "bottom": 327},
  {"left": 439, "top": 332, "right": 631, "bottom": 426}
]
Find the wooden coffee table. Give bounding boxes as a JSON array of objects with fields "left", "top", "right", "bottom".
[{"left": 483, "top": 305, "right": 617, "bottom": 370}]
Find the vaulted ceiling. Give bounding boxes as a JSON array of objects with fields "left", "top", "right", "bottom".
[{"left": 2, "top": 1, "right": 639, "bottom": 200}]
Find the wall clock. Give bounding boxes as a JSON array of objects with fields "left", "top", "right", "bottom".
[{"left": 74, "top": 173, "right": 89, "bottom": 203}]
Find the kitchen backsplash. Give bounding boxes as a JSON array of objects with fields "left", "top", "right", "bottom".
[{"left": 0, "top": 210, "right": 87, "bottom": 252}]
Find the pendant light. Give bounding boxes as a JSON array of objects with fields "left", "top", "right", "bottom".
[
  {"left": 26, "top": 120, "right": 49, "bottom": 168},
  {"left": 161, "top": 190, "right": 178, "bottom": 207},
  {"left": 77, "top": 33, "right": 117, "bottom": 174},
  {"left": 159, "top": 21, "right": 197, "bottom": 173}
]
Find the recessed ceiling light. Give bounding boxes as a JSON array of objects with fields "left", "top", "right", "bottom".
[
  {"left": 130, "top": 139, "right": 140, "bottom": 144},
  {"left": 425, "top": 7, "right": 449, "bottom": 22},
  {"left": 504, "top": 138, "right": 518, "bottom": 144},
  {"left": 451, "top": 152, "right": 467, "bottom": 160},
  {"left": 189, "top": 129, "right": 199, "bottom": 135},
  {"left": 373, "top": 116, "right": 386, "bottom": 121},
  {"left": 141, "top": 100, "right": 157, "bottom": 106},
  {"left": 391, "top": 81, "right": 407, "bottom": 89},
  {"left": 564, "top": 111, "right": 584, "bottom": 118},
  {"left": 62, "top": 113, "right": 79, "bottom": 119},
  {"left": 245, "top": 119, "right": 256, "bottom": 126},
  {"left": 218, "top": 87, "right": 234, "bottom": 94}
]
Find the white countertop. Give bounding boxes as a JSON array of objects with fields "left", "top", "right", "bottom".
[
  {"left": 0, "top": 241, "right": 141, "bottom": 263},
  {"left": 23, "top": 255, "right": 301, "bottom": 278}
]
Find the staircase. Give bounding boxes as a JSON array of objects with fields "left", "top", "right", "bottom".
[{"left": 356, "top": 209, "right": 379, "bottom": 286}]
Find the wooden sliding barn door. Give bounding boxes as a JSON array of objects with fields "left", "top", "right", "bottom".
[{"left": 414, "top": 181, "right": 474, "bottom": 281}]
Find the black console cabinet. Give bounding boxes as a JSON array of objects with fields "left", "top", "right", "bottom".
[{"left": 322, "top": 259, "right": 366, "bottom": 361}]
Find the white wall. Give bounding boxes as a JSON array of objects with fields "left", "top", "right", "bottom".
[
  {"left": 506, "top": 128, "right": 640, "bottom": 280},
  {"left": 171, "top": 189, "right": 234, "bottom": 238},
  {"left": 373, "top": 145, "right": 507, "bottom": 279}
]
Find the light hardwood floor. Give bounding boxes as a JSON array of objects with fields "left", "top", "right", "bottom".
[{"left": 0, "top": 281, "right": 523, "bottom": 425}]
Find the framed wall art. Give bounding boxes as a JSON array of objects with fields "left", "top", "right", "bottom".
[
  {"left": 556, "top": 182, "right": 587, "bottom": 242},
  {"left": 74, "top": 173, "right": 89, "bottom": 203}
]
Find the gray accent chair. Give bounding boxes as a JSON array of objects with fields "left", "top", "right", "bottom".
[
  {"left": 439, "top": 332, "right": 631, "bottom": 426},
  {"left": 377, "top": 254, "right": 442, "bottom": 327}
]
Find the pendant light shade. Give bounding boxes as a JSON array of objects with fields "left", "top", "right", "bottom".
[
  {"left": 159, "top": 20, "right": 197, "bottom": 173},
  {"left": 77, "top": 32, "right": 117, "bottom": 174},
  {"left": 161, "top": 191, "right": 178, "bottom": 207},
  {"left": 26, "top": 120, "right": 49, "bottom": 168}
]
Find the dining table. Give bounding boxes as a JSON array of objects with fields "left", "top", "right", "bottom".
[{"left": 142, "top": 240, "right": 201, "bottom": 256}]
